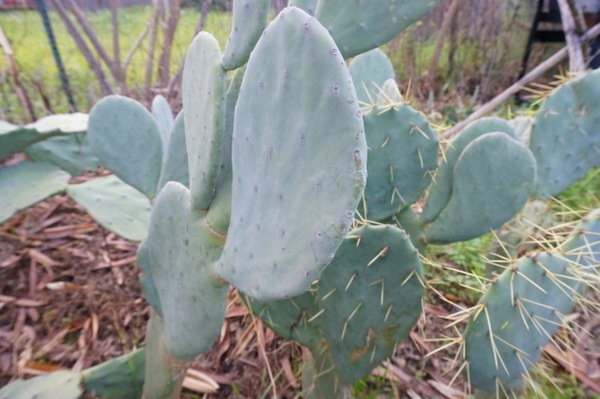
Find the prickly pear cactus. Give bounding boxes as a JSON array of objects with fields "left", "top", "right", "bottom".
[
  {"left": 151, "top": 95, "right": 174, "bottom": 150},
  {"left": 221, "top": 0, "right": 270, "bottom": 70},
  {"left": 421, "top": 117, "right": 518, "bottom": 224},
  {"left": 80, "top": 349, "right": 145, "bottom": 399},
  {"left": 0, "top": 161, "right": 71, "bottom": 224},
  {"left": 88, "top": 96, "right": 163, "bottom": 199},
  {"left": 464, "top": 209, "right": 600, "bottom": 392},
  {"left": 156, "top": 111, "right": 189, "bottom": 192},
  {"left": 246, "top": 289, "right": 323, "bottom": 349},
  {"left": 423, "top": 132, "right": 537, "bottom": 244},
  {"left": 349, "top": 48, "right": 396, "bottom": 105},
  {"left": 317, "top": 224, "right": 425, "bottom": 383},
  {"left": 67, "top": 175, "right": 152, "bottom": 242},
  {"left": 530, "top": 69, "right": 600, "bottom": 198},
  {"left": 360, "top": 102, "right": 438, "bottom": 222},
  {"left": 0, "top": 113, "right": 88, "bottom": 160},
  {"left": 218, "top": 7, "right": 367, "bottom": 301},
  {"left": 313, "top": 0, "right": 441, "bottom": 58},
  {"left": 144, "top": 182, "right": 229, "bottom": 359},
  {"left": 182, "top": 32, "right": 226, "bottom": 211},
  {"left": 0, "top": 371, "right": 82, "bottom": 399}
]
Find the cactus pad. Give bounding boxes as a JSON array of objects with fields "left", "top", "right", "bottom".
[
  {"left": 152, "top": 95, "right": 174, "bottom": 152},
  {"left": 530, "top": 69, "right": 600, "bottom": 197},
  {"left": 221, "top": 0, "right": 270, "bottom": 70},
  {"left": 67, "top": 175, "right": 151, "bottom": 242},
  {"left": 219, "top": 7, "right": 367, "bottom": 301},
  {"left": 317, "top": 224, "right": 425, "bottom": 383},
  {"left": 361, "top": 103, "right": 438, "bottom": 222},
  {"left": 465, "top": 209, "right": 600, "bottom": 391},
  {"left": 81, "top": 349, "right": 145, "bottom": 399},
  {"left": 349, "top": 48, "right": 395, "bottom": 105},
  {"left": 246, "top": 290, "right": 323, "bottom": 348},
  {"left": 422, "top": 117, "right": 518, "bottom": 224},
  {"left": 0, "top": 161, "right": 70, "bottom": 224},
  {"left": 0, "top": 113, "right": 86, "bottom": 160},
  {"left": 182, "top": 32, "right": 227, "bottom": 210},
  {"left": 0, "top": 371, "right": 82, "bottom": 399},
  {"left": 88, "top": 95, "right": 162, "bottom": 199},
  {"left": 314, "top": 0, "right": 440, "bottom": 58},
  {"left": 157, "top": 112, "right": 189, "bottom": 192},
  {"left": 137, "top": 240, "right": 162, "bottom": 316},
  {"left": 424, "top": 132, "right": 537, "bottom": 244},
  {"left": 26, "top": 133, "right": 100, "bottom": 176},
  {"left": 145, "top": 182, "right": 228, "bottom": 359}
]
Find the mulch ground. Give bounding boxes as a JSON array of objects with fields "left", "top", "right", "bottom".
[{"left": 2, "top": 172, "right": 600, "bottom": 398}]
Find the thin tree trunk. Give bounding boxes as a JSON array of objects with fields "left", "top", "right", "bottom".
[
  {"left": 64, "top": 0, "right": 113, "bottom": 69},
  {"left": 195, "top": 0, "right": 213, "bottom": 35},
  {"left": 48, "top": 0, "right": 113, "bottom": 96},
  {"left": 427, "top": 0, "right": 462, "bottom": 85},
  {"left": 157, "top": 0, "right": 182, "bottom": 87},
  {"left": 167, "top": 0, "right": 213, "bottom": 98},
  {"left": 557, "top": 0, "right": 585, "bottom": 72},
  {"left": 109, "top": 0, "right": 126, "bottom": 91},
  {"left": 0, "top": 26, "right": 36, "bottom": 121},
  {"left": 144, "top": 4, "right": 162, "bottom": 99}
]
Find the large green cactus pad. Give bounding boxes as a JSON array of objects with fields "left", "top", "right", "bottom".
[
  {"left": 314, "top": 0, "right": 440, "bottom": 58},
  {"left": 465, "top": 210, "right": 600, "bottom": 391},
  {"left": 422, "top": 117, "right": 517, "bottom": 224},
  {"left": 145, "top": 182, "right": 228, "bottom": 359},
  {"left": 67, "top": 175, "right": 151, "bottom": 242},
  {"left": 182, "top": 32, "right": 227, "bottom": 210},
  {"left": 80, "top": 349, "right": 145, "bottom": 399},
  {"left": 425, "top": 132, "right": 537, "bottom": 244},
  {"left": 88, "top": 95, "right": 162, "bottom": 199},
  {"left": 361, "top": 104, "right": 438, "bottom": 222},
  {"left": 0, "top": 371, "right": 82, "bottom": 399},
  {"left": 349, "top": 48, "right": 395, "bottom": 105},
  {"left": 157, "top": 112, "right": 189, "bottom": 192},
  {"left": 530, "top": 69, "right": 600, "bottom": 197},
  {"left": 219, "top": 7, "right": 367, "bottom": 301},
  {"left": 221, "top": 0, "right": 270, "bottom": 70},
  {"left": 317, "top": 224, "right": 425, "bottom": 384},
  {"left": 26, "top": 133, "right": 101, "bottom": 176},
  {"left": 0, "top": 161, "right": 70, "bottom": 224}
]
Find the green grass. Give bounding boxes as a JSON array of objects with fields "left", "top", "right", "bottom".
[{"left": 0, "top": 6, "right": 231, "bottom": 123}]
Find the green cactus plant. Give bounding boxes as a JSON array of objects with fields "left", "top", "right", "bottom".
[
  {"left": 4, "top": 1, "right": 599, "bottom": 398},
  {"left": 464, "top": 209, "right": 600, "bottom": 394},
  {"left": 0, "top": 113, "right": 88, "bottom": 160}
]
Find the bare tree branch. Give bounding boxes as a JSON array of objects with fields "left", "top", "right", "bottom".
[
  {"left": 144, "top": 4, "right": 162, "bottom": 99},
  {"left": 64, "top": 0, "right": 113, "bottom": 69},
  {"left": 168, "top": 0, "right": 213, "bottom": 98},
  {"left": 441, "top": 22, "right": 600, "bottom": 140},
  {"left": 427, "top": 0, "right": 462, "bottom": 85},
  {"left": 0, "top": 26, "right": 36, "bottom": 121},
  {"left": 48, "top": 0, "right": 113, "bottom": 96},
  {"left": 157, "top": 0, "right": 182, "bottom": 86},
  {"left": 109, "top": 0, "right": 125, "bottom": 90},
  {"left": 557, "top": 0, "right": 585, "bottom": 72},
  {"left": 124, "top": 18, "right": 152, "bottom": 74}
]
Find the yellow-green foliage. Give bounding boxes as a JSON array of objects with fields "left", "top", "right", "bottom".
[{"left": 0, "top": 6, "right": 232, "bottom": 123}]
